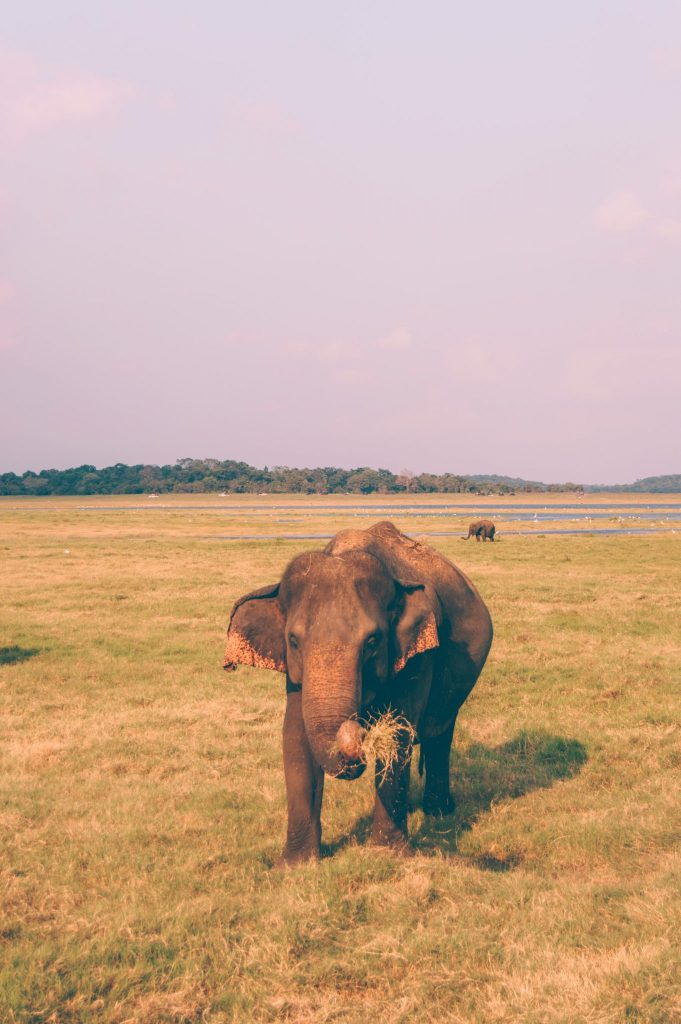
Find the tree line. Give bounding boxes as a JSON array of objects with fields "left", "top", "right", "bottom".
[
  {"left": 0, "top": 460, "right": 585, "bottom": 496},
  {"left": 584, "top": 474, "right": 681, "bottom": 493}
]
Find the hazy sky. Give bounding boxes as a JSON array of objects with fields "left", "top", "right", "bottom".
[{"left": 1, "top": 2, "right": 680, "bottom": 483}]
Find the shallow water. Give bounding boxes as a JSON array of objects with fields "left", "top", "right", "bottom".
[
  {"left": 209, "top": 527, "right": 675, "bottom": 540},
  {"left": 7, "top": 500, "right": 681, "bottom": 514}
]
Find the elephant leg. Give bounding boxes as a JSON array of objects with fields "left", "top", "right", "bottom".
[
  {"left": 279, "top": 691, "right": 324, "bottom": 866},
  {"left": 370, "top": 747, "right": 412, "bottom": 851},
  {"left": 422, "top": 720, "right": 456, "bottom": 816}
]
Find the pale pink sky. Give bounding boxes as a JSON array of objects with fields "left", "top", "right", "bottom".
[{"left": 1, "top": 3, "right": 680, "bottom": 483}]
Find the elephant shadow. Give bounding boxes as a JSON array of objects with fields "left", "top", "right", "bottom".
[
  {"left": 326, "top": 730, "right": 587, "bottom": 867},
  {"left": 0, "top": 645, "right": 40, "bottom": 666}
]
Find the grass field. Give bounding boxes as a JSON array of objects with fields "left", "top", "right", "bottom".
[{"left": 1, "top": 497, "right": 680, "bottom": 1023}]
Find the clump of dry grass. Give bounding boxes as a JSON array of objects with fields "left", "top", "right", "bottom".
[
  {"left": 362, "top": 709, "right": 416, "bottom": 780},
  {"left": 331, "top": 709, "right": 416, "bottom": 781}
]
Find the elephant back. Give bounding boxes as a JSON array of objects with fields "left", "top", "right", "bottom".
[{"left": 326, "top": 521, "right": 491, "bottom": 661}]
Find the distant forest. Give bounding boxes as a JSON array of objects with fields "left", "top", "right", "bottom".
[
  {"left": 583, "top": 475, "right": 681, "bottom": 493},
  {"left": 1, "top": 460, "right": 585, "bottom": 496},
  {"left": 1, "top": 462, "right": 678, "bottom": 496}
]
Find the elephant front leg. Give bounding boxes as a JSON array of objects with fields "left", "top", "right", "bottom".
[
  {"left": 422, "top": 721, "right": 456, "bottom": 817},
  {"left": 370, "top": 748, "right": 412, "bottom": 853},
  {"left": 279, "top": 691, "right": 324, "bottom": 866}
]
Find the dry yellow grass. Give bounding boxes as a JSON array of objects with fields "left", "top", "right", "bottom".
[
  {"left": 330, "top": 710, "right": 416, "bottom": 781},
  {"left": 0, "top": 496, "right": 680, "bottom": 1023}
]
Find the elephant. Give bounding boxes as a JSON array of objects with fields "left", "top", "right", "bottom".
[
  {"left": 465, "top": 519, "right": 496, "bottom": 542},
  {"left": 223, "top": 521, "right": 493, "bottom": 865}
]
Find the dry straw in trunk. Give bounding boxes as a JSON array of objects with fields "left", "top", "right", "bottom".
[{"left": 331, "top": 709, "right": 415, "bottom": 781}]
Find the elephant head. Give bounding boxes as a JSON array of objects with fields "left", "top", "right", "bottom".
[{"left": 224, "top": 549, "right": 439, "bottom": 779}]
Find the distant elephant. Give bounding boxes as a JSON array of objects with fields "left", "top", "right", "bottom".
[
  {"left": 224, "top": 521, "right": 493, "bottom": 865},
  {"left": 465, "top": 519, "right": 496, "bottom": 542}
]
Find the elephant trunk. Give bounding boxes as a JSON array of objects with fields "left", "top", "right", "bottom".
[
  {"left": 335, "top": 720, "right": 367, "bottom": 761},
  {"left": 302, "top": 648, "right": 366, "bottom": 779}
]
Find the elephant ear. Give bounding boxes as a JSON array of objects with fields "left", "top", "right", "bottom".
[
  {"left": 223, "top": 583, "right": 286, "bottom": 673},
  {"left": 391, "top": 581, "right": 440, "bottom": 675}
]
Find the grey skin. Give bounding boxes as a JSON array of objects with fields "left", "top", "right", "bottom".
[
  {"left": 465, "top": 519, "right": 496, "bottom": 542},
  {"left": 224, "top": 521, "right": 493, "bottom": 865}
]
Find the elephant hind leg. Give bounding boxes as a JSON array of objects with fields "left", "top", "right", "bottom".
[{"left": 422, "top": 721, "right": 456, "bottom": 817}]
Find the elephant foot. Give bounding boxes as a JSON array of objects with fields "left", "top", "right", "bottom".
[
  {"left": 275, "top": 844, "right": 320, "bottom": 869},
  {"left": 276, "top": 823, "right": 321, "bottom": 868},
  {"left": 369, "top": 819, "right": 413, "bottom": 856},
  {"left": 423, "top": 792, "right": 455, "bottom": 818}
]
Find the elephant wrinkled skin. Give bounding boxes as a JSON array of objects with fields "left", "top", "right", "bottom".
[
  {"left": 224, "top": 521, "right": 493, "bottom": 865},
  {"left": 465, "top": 519, "right": 496, "bottom": 542}
]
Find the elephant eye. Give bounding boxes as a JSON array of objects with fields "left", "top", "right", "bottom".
[
  {"left": 365, "top": 632, "right": 380, "bottom": 650},
  {"left": 288, "top": 633, "right": 300, "bottom": 651}
]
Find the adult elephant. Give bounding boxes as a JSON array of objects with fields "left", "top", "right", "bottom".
[
  {"left": 223, "top": 521, "right": 493, "bottom": 865},
  {"left": 465, "top": 519, "right": 496, "bottom": 542}
]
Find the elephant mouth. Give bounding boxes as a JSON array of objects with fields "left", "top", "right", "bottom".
[{"left": 329, "top": 757, "right": 367, "bottom": 781}]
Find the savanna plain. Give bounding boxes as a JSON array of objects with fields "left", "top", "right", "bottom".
[{"left": 1, "top": 495, "right": 680, "bottom": 1023}]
